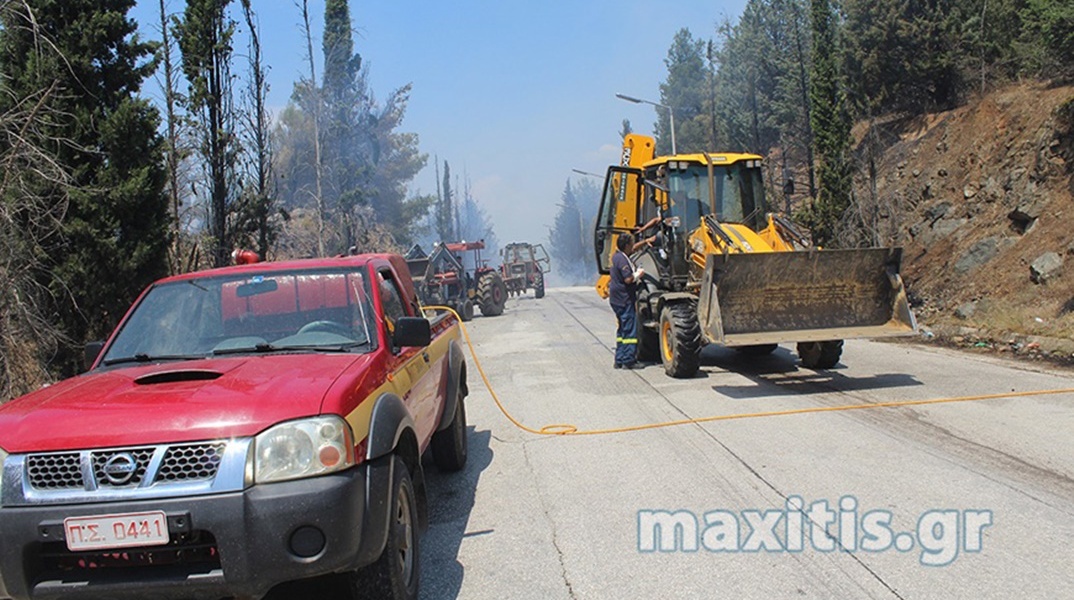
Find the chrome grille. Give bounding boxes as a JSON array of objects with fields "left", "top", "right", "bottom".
[
  {"left": 23, "top": 442, "right": 229, "bottom": 492},
  {"left": 156, "top": 443, "right": 226, "bottom": 483},
  {"left": 92, "top": 448, "right": 154, "bottom": 488},
  {"left": 26, "top": 453, "right": 82, "bottom": 490}
]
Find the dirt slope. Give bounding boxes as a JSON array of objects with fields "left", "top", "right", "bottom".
[{"left": 857, "top": 82, "right": 1074, "bottom": 359}]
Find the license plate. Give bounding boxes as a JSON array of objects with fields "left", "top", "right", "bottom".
[{"left": 63, "top": 511, "right": 170, "bottom": 552}]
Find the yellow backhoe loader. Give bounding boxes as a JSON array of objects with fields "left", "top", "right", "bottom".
[{"left": 594, "top": 134, "right": 916, "bottom": 378}]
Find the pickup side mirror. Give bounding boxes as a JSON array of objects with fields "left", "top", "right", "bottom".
[
  {"left": 84, "top": 341, "right": 105, "bottom": 371},
  {"left": 392, "top": 317, "right": 431, "bottom": 348}
]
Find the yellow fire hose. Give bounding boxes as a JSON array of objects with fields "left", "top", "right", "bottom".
[{"left": 426, "top": 306, "right": 1074, "bottom": 437}]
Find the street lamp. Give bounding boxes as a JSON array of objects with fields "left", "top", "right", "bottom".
[
  {"left": 615, "top": 93, "right": 677, "bottom": 155},
  {"left": 571, "top": 168, "right": 603, "bottom": 180}
]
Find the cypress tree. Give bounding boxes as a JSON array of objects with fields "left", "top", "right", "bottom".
[
  {"left": 807, "top": 0, "right": 853, "bottom": 247},
  {"left": 322, "top": 0, "right": 367, "bottom": 248}
]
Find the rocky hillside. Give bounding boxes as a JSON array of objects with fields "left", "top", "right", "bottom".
[{"left": 861, "top": 82, "right": 1074, "bottom": 360}]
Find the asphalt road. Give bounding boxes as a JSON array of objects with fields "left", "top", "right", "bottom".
[{"left": 417, "top": 286, "right": 1074, "bottom": 600}]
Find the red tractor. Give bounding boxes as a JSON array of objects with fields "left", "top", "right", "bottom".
[
  {"left": 406, "top": 240, "right": 508, "bottom": 319},
  {"left": 500, "top": 242, "right": 551, "bottom": 299}
]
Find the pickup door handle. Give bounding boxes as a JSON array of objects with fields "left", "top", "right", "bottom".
[{"left": 422, "top": 352, "right": 430, "bottom": 364}]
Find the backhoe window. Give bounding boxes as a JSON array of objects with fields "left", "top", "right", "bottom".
[
  {"left": 665, "top": 166, "right": 708, "bottom": 233},
  {"left": 737, "top": 165, "right": 768, "bottom": 230},
  {"left": 664, "top": 163, "right": 768, "bottom": 230}
]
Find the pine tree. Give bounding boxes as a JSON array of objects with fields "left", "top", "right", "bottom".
[
  {"left": 843, "top": 0, "right": 963, "bottom": 115},
  {"left": 658, "top": 29, "right": 712, "bottom": 154},
  {"left": 1021, "top": 0, "right": 1074, "bottom": 77},
  {"left": 807, "top": 0, "right": 853, "bottom": 247},
  {"left": 548, "top": 180, "right": 589, "bottom": 284},
  {"left": 0, "top": 0, "right": 168, "bottom": 375}
]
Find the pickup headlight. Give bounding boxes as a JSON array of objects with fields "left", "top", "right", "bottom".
[{"left": 253, "top": 416, "right": 355, "bottom": 484}]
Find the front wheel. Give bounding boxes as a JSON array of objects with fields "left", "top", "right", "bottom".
[
  {"left": 533, "top": 271, "right": 545, "bottom": 299},
  {"left": 797, "top": 340, "right": 843, "bottom": 369},
  {"left": 659, "top": 302, "right": 702, "bottom": 378},
  {"left": 346, "top": 456, "right": 419, "bottom": 600},
  {"left": 457, "top": 299, "right": 474, "bottom": 322}
]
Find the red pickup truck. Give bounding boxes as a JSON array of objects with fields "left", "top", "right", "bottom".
[{"left": 0, "top": 253, "right": 469, "bottom": 600}]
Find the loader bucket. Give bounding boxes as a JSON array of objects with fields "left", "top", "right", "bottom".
[
  {"left": 697, "top": 248, "right": 917, "bottom": 346},
  {"left": 406, "top": 257, "right": 430, "bottom": 284}
]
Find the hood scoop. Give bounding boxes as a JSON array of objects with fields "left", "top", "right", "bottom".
[{"left": 135, "top": 369, "right": 224, "bottom": 385}]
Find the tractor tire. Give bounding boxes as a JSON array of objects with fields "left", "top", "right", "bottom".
[
  {"left": 477, "top": 273, "right": 508, "bottom": 317},
  {"left": 533, "top": 272, "right": 545, "bottom": 299},
  {"left": 457, "top": 299, "right": 474, "bottom": 322},
  {"left": 736, "top": 344, "right": 778, "bottom": 356},
  {"left": 637, "top": 325, "right": 659, "bottom": 362},
  {"left": 658, "top": 302, "right": 702, "bottom": 378},
  {"left": 797, "top": 340, "right": 843, "bottom": 369}
]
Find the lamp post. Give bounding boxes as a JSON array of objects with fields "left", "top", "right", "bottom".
[
  {"left": 571, "top": 168, "right": 603, "bottom": 180},
  {"left": 615, "top": 93, "right": 677, "bottom": 155}
]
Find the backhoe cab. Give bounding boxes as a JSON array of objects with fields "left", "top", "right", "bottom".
[{"left": 594, "top": 134, "right": 916, "bottom": 378}]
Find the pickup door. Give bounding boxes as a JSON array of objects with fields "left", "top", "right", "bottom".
[{"left": 375, "top": 265, "right": 446, "bottom": 446}]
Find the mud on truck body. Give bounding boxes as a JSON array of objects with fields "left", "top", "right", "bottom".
[{"left": 0, "top": 253, "right": 469, "bottom": 600}]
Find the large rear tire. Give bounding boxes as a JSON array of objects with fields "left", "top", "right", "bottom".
[
  {"left": 346, "top": 456, "right": 419, "bottom": 600},
  {"left": 659, "top": 302, "right": 702, "bottom": 378},
  {"left": 477, "top": 272, "right": 508, "bottom": 316},
  {"left": 797, "top": 340, "right": 843, "bottom": 369},
  {"left": 533, "top": 271, "right": 545, "bottom": 299}
]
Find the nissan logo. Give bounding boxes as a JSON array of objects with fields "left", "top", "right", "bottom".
[{"left": 102, "top": 453, "right": 138, "bottom": 485}]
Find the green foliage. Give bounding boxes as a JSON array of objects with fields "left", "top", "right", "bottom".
[
  {"left": 843, "top": 0, "right": 963, "bottom": 115},
  {"left": 0, "top": 0, "right": 168, "bottom": 376},
  {"left": 323, "top": 0, "right": 363, "bottom": 106},
  {"left": 658, "top": 29, "right": 711, "bottom": 154},
  {"left": 1021, "top": 0, "right": 1074, "bottom": 77},
  {"left": 807, "top": 0, "right": 853, "bottom": 247}
]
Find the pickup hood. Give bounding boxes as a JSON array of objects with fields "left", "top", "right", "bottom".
[{"left": 0, "top": 354, "right": 373, "bottom": 453}]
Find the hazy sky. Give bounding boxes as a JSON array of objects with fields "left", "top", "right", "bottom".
[{"left": 132, "top": 0, "right": 748, "bottom": 244}]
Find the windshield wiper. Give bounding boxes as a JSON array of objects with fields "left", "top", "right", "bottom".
[
  {"left": 103, "top": 353, "right": 206, "bottom": 366},
  {"left": 212, "top": 343, "right": 281, "bottom": 356},
  {"left": 212, "top": 341, "right": 369, "bottom": 356}
]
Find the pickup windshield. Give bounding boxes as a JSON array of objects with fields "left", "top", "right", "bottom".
[{"left": 102, "top": 268, "right": 378, "bottom": 365}]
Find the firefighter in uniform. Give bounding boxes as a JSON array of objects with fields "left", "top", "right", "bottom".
[{"left": 609, "top": 233, "right": 645, "bottom": 369}]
